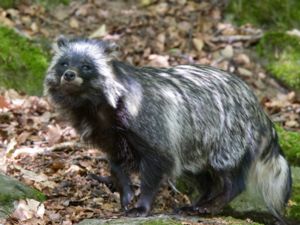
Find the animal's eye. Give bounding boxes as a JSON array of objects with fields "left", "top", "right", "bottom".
[
  {"left": 82, "top": 65, "right": 91, "bottom": 71},
  {"left": 61, "top": 62, "right": 68, "bottom": 67}
]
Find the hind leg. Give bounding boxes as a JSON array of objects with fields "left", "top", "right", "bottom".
[
  {"left": 176, "top": 170, "right": 222, "bottom": 214},
  {"left": 195, "top": 172, "right": 245, "bottom": 214},
  {"left": 177, "top": 170, "right": 245, "bottom": 215}
]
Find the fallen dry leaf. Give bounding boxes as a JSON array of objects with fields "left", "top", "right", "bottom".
[
  {"left": 89, "top": 24, "right": 107, "bottom": 39},
  {"left": 46, "top": 124, "right": 63, "bottom": 145},
  {"left": 12, "top": 199, "right": 45, "bottom": 221},
  {"left": 0, "top": 95, "right": 10, "bottom": 108},
  {"left": 192, "top": 38, "right": 204, "bottom": 52},
  {"left": 148, "top": 54, "right": 170, "bottom": 67}
]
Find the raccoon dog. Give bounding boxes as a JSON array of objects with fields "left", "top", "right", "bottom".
[{"left": 44, "top": 37, "right": 292, "bottom": 224}]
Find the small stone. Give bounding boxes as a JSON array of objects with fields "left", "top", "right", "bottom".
[
  {"left": 177, "top": 21, "right": 191, "bottom": 33},
  {"left": 287, "top": 29, "right": 300, "bottom": 38},
  {"left": 140, "top": 0, "right": 153, "bottom": 6},
  {"left": 237, "top": 67, "right": 253, "bottom": 77},
  {"left": 157, "top": 33, "right": 165, "bottom": 44},
  {"left": 156, "top": 2, "right": 168, "bottom": 14},
  {"left": 234, "top": 53, "right": 250, "bottom": 65},
  {"left": 49, "top": 212, "right": 61, "bottom": 222},
  {"left": 258, "top": 72, "right": 266, "bottom": 79},
  {"left": 30, "top": 22, "right": 38, "bottom": 32},
  {"left": 287, "top": 91, "right": 295, "bottom": 101},
  {"left": 285, "top": 120, "right": 299, "bottom": 128},
  {"left": 220, "top": 45, "right": 233, "bottom": 59},
  {"left": 53, "top": 6, "right": 70, "bottom": 21},
  {"left": 69, "top": 18, "right": 79, "bottom": 29}
]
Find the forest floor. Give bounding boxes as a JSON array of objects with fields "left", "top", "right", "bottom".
[{"left": 0, "top": 0, "right": 299, "bottom": 224}]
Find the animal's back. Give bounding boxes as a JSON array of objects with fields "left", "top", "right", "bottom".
[{"left": 125, "top": 64, "right": 273, "bottom": 173}]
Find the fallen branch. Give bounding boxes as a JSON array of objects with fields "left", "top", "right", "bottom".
[
  {"left": 211, "top": 34, "right": 263, "bottom": 43},
  {"left": 46, "top": 141, "right": 83, "bottom": 152}
]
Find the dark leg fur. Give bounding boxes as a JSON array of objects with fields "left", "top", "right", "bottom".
[
  {"left": 126, "top": 154, "right": 167, "bottom": 216},
  {"left": 177, "top": 170, "right": 246, "bottom": 215},
  {"left": 88, "top": 164, "right": 134, "bottom": 211},
  {"left": 125, "top": 132, "right": 173, "bottom": 217},
  {"left": 195, "top": 174, "right": 244, "bottom": 214},
  {"left": 195, "top": 171, "right": 221, "bottom": 206},
  {"left": 192, "top": 152, "right": 250, "bottom": 214},
  {"left": 175, "top": 171, "right": 217, "bottom": 214},
  {"left": 110, "top": 162, "right": 134, "bottom": 210}
]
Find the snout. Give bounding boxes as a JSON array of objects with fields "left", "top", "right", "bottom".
[
  {"left": 60, "top": 70, "right": 83, "bottom": 91},
  {"left": 63, "top": 70, "right": 77, "bottom": 82}
]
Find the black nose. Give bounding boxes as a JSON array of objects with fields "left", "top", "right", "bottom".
[{"left": 63, "top": 71, "right": 76, "bottom": 81}]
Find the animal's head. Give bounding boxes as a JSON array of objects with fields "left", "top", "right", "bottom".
[{"left": 44, "top": 36, "right": 125, "bottom": 109}]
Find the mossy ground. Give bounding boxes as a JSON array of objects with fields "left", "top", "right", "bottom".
[
  {"left": 77, "top": 216, "right": 263, "bottom": 225},
  {"left": 226, "top": 1, "right": 300, "bottom": 92},
  {"left": 0, "top": 0, "right": 18, "bottom": 9},
  {"left": 0, "top": 26, "right": 49, "bottom": 95},
  {"left": 287, "top": 167, "right": 300, "bottom": 220},
  {"left": 276, "top": 125, "right": 300, "bottom": 166},
  {"left": 0, "top": 0, "right": 69, "bottom": 9},
  {"left": 35, "top": 0, "right": 70, "bottom": 8},
  {"left": 256, "top": 32, "right": 300, "bottom": 91},
  {"left": 141, "top": 219, "right": 181, "bottom": 225},
  {"left": 0, "top": 173, "right": 46, "bottom": 217},
  {"left": 226, "top": 0, "right": 300, "bottom": 30}
]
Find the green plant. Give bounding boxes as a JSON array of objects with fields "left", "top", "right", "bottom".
[
  {"left": 0, "top": 26, "right": 49, "bottom": 95},
  {"left": 226, "top": 0, "right": 300, "bottom": 30}
]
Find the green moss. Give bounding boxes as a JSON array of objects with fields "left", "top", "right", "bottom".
[
  {"left": 228, "top": 2, "right": 300, "bottom": 91},
  {"left": 256, "top": 32, "right": 300, "bottom": 91},
  {"left": 223, "top": 216, "right": 262, "bottom": 225},
  {"left": 0, "top": 173, "right": 46, "bottom": 216},
  {"left": 0, "top": 26, "right": 49, "bottom": 95},
  {"left": 35, "top": 0, "right": 70, "bottom": 7},
  {"left": 288, "top": 186, "right": 300, "bottom": 220},
  {"left": 30, "top": 188, "right": 47, "bottom": 202},
  {"left": 0, "top": 0, "right": 69, "bottom": 10},
  {"left": 276, "top": 125, "right": 300, "bottom": 166},
  {"left": 226, "top": 0, "right": 300, "bottom": 30},
  {"left": 142, "top": 219, "right": 180, "bottom": 225},
  {"left": 286, "top": 167, "right": 300, "bottom": 220},
  {"left": 0, "top": 0, "right": 18, "bottom": 9}
]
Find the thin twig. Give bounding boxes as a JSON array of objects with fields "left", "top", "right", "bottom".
[{"left": 168, "top": 179, "right": 182, "bottom": 194}]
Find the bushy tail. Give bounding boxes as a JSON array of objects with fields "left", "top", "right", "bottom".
[{"left": 248, "top": 143, "right": 292, "bottom": 224}]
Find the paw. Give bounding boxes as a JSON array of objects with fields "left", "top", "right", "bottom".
[
  {"left": 196, "top": 206, "right": 213, "bottom": 214},
  {"left": 175, "top": 205, "right": 219, "bottom": 215},
  {"left": 125, "top": 206, "right": 149, "bottom": 217},
  {"left": 174, "top": 205, "right": 200, "bottom": 215},
  {"left": 121, "top": 189, "right": 134, "bottom": 210},
  {"left": 196, "top": 202, "right": 222, "bottom": 215}
]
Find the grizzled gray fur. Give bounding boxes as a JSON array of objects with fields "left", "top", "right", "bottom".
[{"left": 44, "top": 37, "right": 292, "bottom": 224}]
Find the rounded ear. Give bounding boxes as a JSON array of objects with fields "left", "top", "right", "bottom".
[
  {"left": 56, "top": 35, "right": 69, "bottom": 49},
  {"left": 103, "top": 41, "right": 119, "bottom": 55}
]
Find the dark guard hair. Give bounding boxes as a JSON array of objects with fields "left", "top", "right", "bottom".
[{"left": 44, "top": 37, "right": 292, "bottom": 224}]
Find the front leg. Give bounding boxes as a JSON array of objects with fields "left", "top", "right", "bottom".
[
  {"left": 126, "top": 154, "right": 171, "bottom": 217},
  {"left": 110, "top": 162, "right": 134, "bottom": 210}
]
